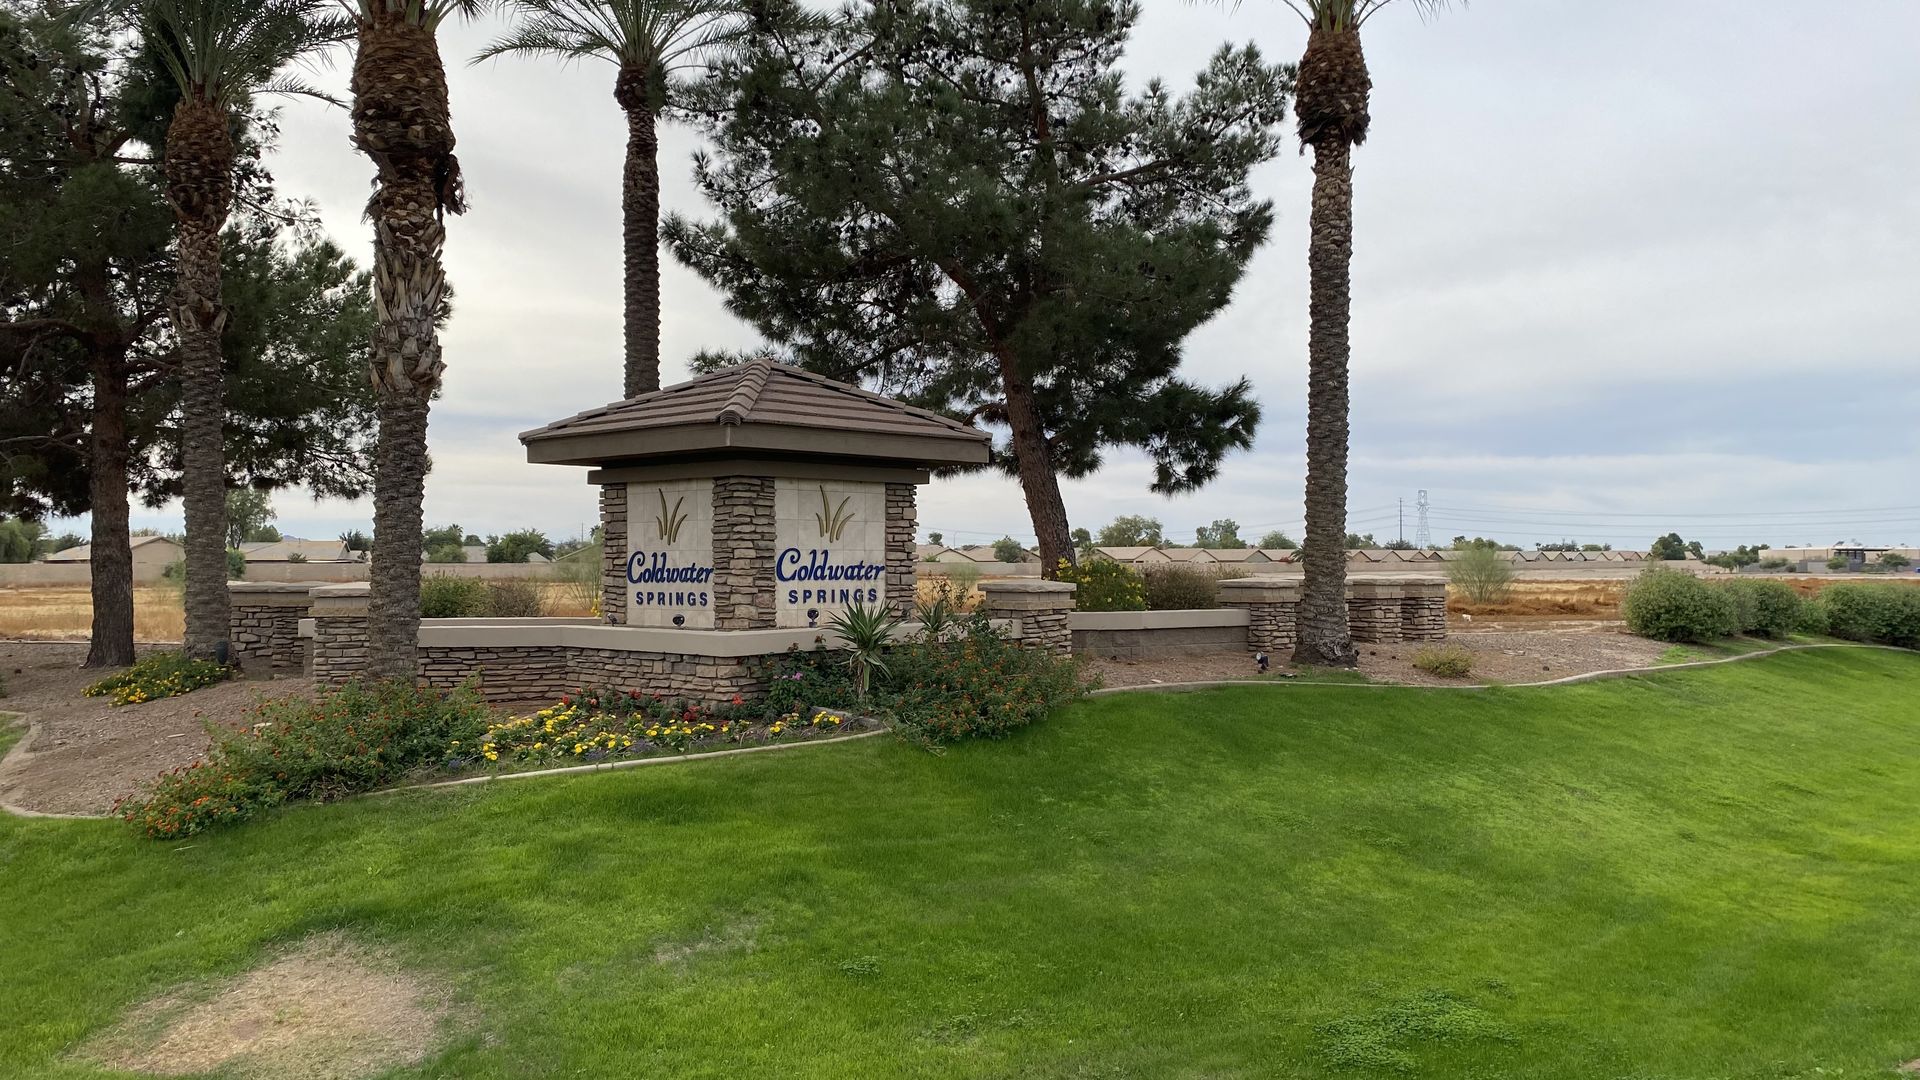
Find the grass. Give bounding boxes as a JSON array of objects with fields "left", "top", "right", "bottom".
[{"left": 4, "top": 648, "right": 1920, "bottom": 1077}]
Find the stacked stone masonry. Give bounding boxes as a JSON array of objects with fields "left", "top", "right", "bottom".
[
  {"left": 310, "top": 616, "right": 369, "bottom": 684},
  {"left": 977, "top": 581, "right": 1076, "bottom": 655},
  {"left": 884, "top": 483, "right": 917, "bottom": 616},
  {"left": 1398, "top": 595, "right": 1448, "bottom": 641},
  {"left": 414, "top": 645, "right": 765, "bottom": 703},
  {"left": 600, "top": 483, "right": 627, "bottom": 623},
  {"left": 228, "top": 588, "right": 314, "bottom": 668},
  {"left": 1346, "top": 597, "right": 1404, "bottom": 643},
  {"left": 712, "top": 476, "right": 776, "bottom": 630}
]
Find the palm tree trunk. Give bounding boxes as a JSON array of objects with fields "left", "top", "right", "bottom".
[
  {"left": 997, "top": 351, "right": 1073, "bottom": 578},
  {"left": 1293, "top": 137, "right": 1358, "bottom": 668},
  {"left": 619, "top": 79, "right": 662, "bottom": 400},
  {"left": 166, "top": 97, "right": 236, "bottom": 662},
  {"left": 352, "top": 12, "right": 460, "bottom": 682},
  {"left": 85, "top": 348, "right": 135, "bottom": 668}
]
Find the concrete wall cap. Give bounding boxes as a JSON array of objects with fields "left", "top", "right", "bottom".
[
  {"left": 229, "top": 581, "right": 325, "bottom": 594},
  {"left": 309, "top": 582, "right": 370, "bottom": 598},
  {"left": 977, "top": 580, "right": 1076, "bottom": 594}
]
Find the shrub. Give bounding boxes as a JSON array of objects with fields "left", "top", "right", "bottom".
[
  {"left": 1716, "top": 579, "right": 1803, "bottom": 638},
  {"left": 826, "top": 599, "right": 903, "bottom": 698},
  {"left": 1446, "top": 546, "right": 1514, "bottom": 605},
  {"left": 941, "top": 561, "right": 982, "bottom": 597},
  {"left": 1819, "top": 584, "right": 1920, "bottom": 648},
  {"left": 161, "top": 549, "right": 247, "bottom": 583},
  {"left": 1756, "top": 557, "right": 1791, "bottom": 571},
  {"left": 1827, "top": 556, "right": 1849, "bottom": 571},
  {"left": 1056, "top": 558, "right": 1146, "bottom": 612},
  {"left": 419, "top": 575, "right": 490, "bottom": 618},
  {"left": 1621, "top": 568, "right": 1736, "bottom": 643},
  {"left": 1142, "top": 565, "right": 1225, "bottom": 610},
  {"left": 117, "top": 680, "right": 491, "bottom": 838},
  {"left": 548, "top": 542, "right": 602, "bottom": 615},
  {"left": 485, "top": 578, "right": 546, "bottom": 618},
  {"left": 1411, "top": 645, "right": 1473, "bottom": 678},
  {"left": 882, "top": 616, "right": 1088, "bottom": 744},
  {"left": 84, "top": 651, "right": 230, "bottom": 706},
  {"left": 426, "top": 543, "right": 467, "bottom": 563}
]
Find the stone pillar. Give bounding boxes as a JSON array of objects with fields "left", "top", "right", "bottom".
[
  {"left": 1398, "top": 579, "right": 1448, "bottom": 641},
  {"left": 228, "top": 582, "right": 317, "bottom": 669},
  {"left": 599, "top": 483, "right": 627, "bottom": 623},
  {"left": 712, "top": 476, "right": 775, "bottom": 630},
  {"left": 1218, "top": 577, "right": 1300, "bottom": 653},
  {"left": 1345, "top": 580, "right": 1405, "bottom": 643},
  {"left": 977, "top": 580, "right": 1076, "bottom": 654},
  {"left": 885, "top": 482, "right": 917, "bottom": 616},
  {"left": 308, "top": 583, "right": 371, "bottom": 684}
]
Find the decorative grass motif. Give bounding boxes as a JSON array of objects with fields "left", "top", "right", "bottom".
[
  {"left": 815, "top": 485, "right": 855, "bottom": 541},
  {"left": 655, "top": 491, "right": 688, "bottom": 544}
]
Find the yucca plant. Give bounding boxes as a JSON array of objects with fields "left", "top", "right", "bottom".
[
  {"left": 914, "top": 592, "right": 956, "bottom": 643},
  {"left": 826, "top": 599, "right": 902, "bottom": 700}
]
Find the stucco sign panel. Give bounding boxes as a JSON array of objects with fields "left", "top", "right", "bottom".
[
  {"left": 624, "top": 479, "right": 715, "bottom": 629},
  {"left": 773, "top": 478, "right": 887, "bottom": 628}
]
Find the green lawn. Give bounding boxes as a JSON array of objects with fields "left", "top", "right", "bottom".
[{"left": 5, "top": 648, "right": 1920, "bottom": 1078}]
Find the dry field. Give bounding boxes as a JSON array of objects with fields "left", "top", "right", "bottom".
[{"left": 0, "top": 582, "right": 595, "bottom": 642}]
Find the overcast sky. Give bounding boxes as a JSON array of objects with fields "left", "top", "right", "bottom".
[{"left": 107, "top": 0, "right": 1920, "bottom": 550}]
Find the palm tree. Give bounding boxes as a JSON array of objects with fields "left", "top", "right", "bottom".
[
  {"left": 141, "top": 0, "right": 342, "bottom": 662},
  {"left": 478, "top": 0, "right": 750, "bottom": 399},
  {"left": 1284, "top": 0, "right": 1444, "bottom": 668},
  {"left": 348, "top": 0, "right": 483, "bottom": 680}
]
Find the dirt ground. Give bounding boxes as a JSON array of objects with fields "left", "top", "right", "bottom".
[
  {"left": 0, "top": 642, "right": 313, "bottom": 816},
  {"left": 78, "top": 931, "right": 456, "bottom": 1080},
  {"left": 1088, "top": 626, "right": 1674, "bottom": 689}
]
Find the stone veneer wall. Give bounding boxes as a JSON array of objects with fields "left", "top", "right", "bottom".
[
  {"left": 228, "top": 584, "right": 314, "bottom": 668},
  {"left": 885, "top": 483, "right": 916, "bottom": 616},
  {"left": 977, "top": 581, "right": 1076, "bottom": 654},
  {"left": 311, "top": 616, "right": 369, "bottom": 683},
  {"left": 600, "top": 483, "right": 627, "bottom": 623},
  {"left": 1219, "top": 580, "right": 1299, "bottom": 653},
  {"left": 1398, "top": 589, "right": 1447, "bottom": 642},
  {"left": 1345, "top": 586, "right": 1404, "bottom": 644},
  {"left": 414, "top": 645, "right": 768, "bottom": 703},
  {"left": 418, "top": 646, "right": 569, "bottom": 698},
  {"left": 712, "top": 476, "right": 775, "bottom": 630}
]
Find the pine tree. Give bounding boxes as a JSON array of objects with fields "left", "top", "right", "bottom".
[{"left": 667, "top": 0, "right": 1291, "bottom": 574}]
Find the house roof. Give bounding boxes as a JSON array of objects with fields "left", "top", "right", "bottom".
[
  {"left": 1162, "top": 548, "right": 1217, "bottom": 562},
  {"left": 1205, "top": 548, "right": 1270, "bottom": 562},
  {"left": 1092, "top": 546, "right": 1159, "bottom": 561},
  {"left": 957, "top": 544, "right": 1038, "bottom": 563},
  {"left": 241, "top": 539, "right": 351, "bottom": 562},
  {"left": 43, "top": 535, "right": 179, "bottom": 562},
  {"left": 522, "top": 358, "right": 992, "bottom": 469}
]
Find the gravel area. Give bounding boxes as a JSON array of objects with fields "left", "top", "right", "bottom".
[
  {"left": 0, "top": 642, "right": 313, "bottom": 816},
  {"left": 1087, "top": 627, "right": 1672, "bottom": 689}
]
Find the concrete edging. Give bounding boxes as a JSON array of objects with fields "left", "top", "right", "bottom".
[{"left": 1087, "top": 642, "right": 1912, "bottom": 697}]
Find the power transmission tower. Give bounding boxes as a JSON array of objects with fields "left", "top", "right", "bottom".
[{"left": 1414, "top": 490, "right": 1431, "bottom": 549}]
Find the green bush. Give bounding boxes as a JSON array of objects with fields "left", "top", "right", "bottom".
[
  {"left": 485, "top": 578, "right": 546, "bottom": 618},
  {"left": 882, "top": 616, "right": 1089, "bottom": 744},
  {"left": 83, "top": 651, "right": 231, "bottom": 706},
  {"left": 1411, "top": 645, "right": 1473, "bottom": 678},
  {"left": 1716, "top": 579, "right": 1803, "bottom": 638},
  {"left": 1819, "top": 584, "right": 1920, "bottom": 648},
  {"left": 161, "top": 549, "right": 247, "bottom": 583},
  {"left": 1142, "top": 565, "right": 1228, "bottom": 610},
  {"left": 426, "top": 543, "right": 467, "bottom": 563},
  {"left": 116, "top": 680, "right": 490, "bottom": 839},
  {"left": 420, "top": 575, "right": 491, "bottom": 618},
  {"left": 1446, "top": 546, "right": 1514, "bottom": 605},
  {"left": 1621, "top": 568, "right": 1736, "bottom": 643},
  {"left": 1826, "top": 556, "right": 1849, "bottom": 571},
  {"left": 1056, "top": 558, "right": 1145, "bottom": 612}
]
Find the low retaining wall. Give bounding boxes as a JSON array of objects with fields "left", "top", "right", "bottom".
[
  {"left": 228, "top": 581, "right": 325, "bottom": 668},
  {"left": 1071, "top": 610, "right": 1248, "bottom": 658}
]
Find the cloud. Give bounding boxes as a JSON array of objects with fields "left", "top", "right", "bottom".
[{"left": 103, "top": 1, "right": 1920, "bottom": 551}]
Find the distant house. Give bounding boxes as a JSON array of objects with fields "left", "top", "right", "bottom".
[
  {"left": 1257, "top": 548, "right": 1299, "bottom": 563},
  {"left": 43, "top": 535, "right": 183, "bottom": 571},
  {"left": 953, "top": 544, "right": 1038, "bottom": 565},
  {"left": 1205, "top": 548, "right": 1271, "bottom": 565},
  {"left": 916, "top": 544, "right": 961, "bottom": 562},
  {"left": 1092, "top": 546, "right": 1171, "bottom": 564},
  {"left": 1161, "top": 548, "right": 1218, "bottom": 564},
  {"left": 240, "top": 538, "right": 354, "bottom": 562}
]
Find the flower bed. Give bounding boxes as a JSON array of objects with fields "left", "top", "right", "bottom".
[
  {"left": 84, "top": 651, "right": 230, "bottom": 706},
  {"left": 455, "top": 689, "right": 871, "bottom": 772}
]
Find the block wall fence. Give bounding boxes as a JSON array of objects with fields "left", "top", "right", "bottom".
[{"left": 230, "top": 576, "right": 1447, "bottom": 703}]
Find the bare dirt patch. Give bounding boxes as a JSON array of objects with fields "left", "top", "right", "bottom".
[
  {"left": 1088, "top": 629, "right": 1673, "bottom": 689},
  {"left": 79, "top": 932, "right": 457, "bottom": 1080},
  {"left": 0, "top": 642, "right": 312, "bottom": 816}
]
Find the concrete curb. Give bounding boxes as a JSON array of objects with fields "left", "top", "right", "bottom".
[
  {"left": 1087, "top": 642, "right": 1911, "bottom": 697},
  {"left": 376, "top": 727, "right": 893, "bottom": 796}
]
